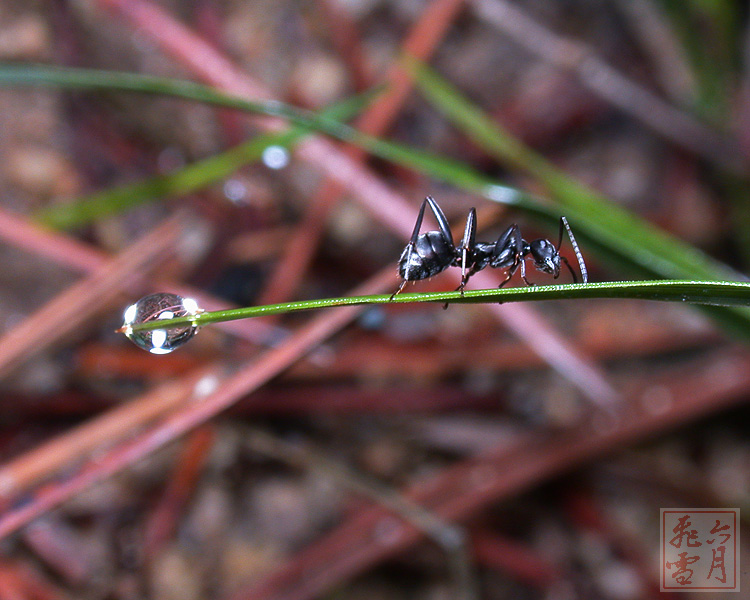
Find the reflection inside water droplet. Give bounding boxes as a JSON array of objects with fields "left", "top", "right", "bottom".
[{"left": 121, "top": 293, "right": 202, "bottom": 354}]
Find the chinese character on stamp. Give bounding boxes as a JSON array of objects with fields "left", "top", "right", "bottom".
[{"left": 661, "top": 509, "right": 740, "bottom": 592}]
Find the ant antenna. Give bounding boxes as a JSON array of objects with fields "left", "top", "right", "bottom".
[{"left": 560, "top": 216, "right": 588, "bottom": 284}]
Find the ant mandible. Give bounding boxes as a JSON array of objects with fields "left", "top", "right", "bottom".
[{"left": 390, "top": 196, "right": 588, "bottom": 299}]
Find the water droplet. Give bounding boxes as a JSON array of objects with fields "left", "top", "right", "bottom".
[
  {"left": 483, "top": 184, "right": 519, "bottom": 204},
  {"left": 194, "top": 374, "right": 220, "bottom": 397},
  {"left": 121, "top": 293, "right": 202, "bottom": 354},
  {"left": 262, "top": 145, "right": 290, "bottom": 169},
  {"left": 223, "top": 178, "right": 247, "bottom": 204}
]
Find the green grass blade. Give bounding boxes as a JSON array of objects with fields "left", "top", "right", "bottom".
[
  {"left": 658, "top": 0, "right": 739, "bottom": 121},
  {"left": 125, "top": 279, "right": 750, "bottom": 333},
  {"left": 37, "top": 131, "right": 294, "bottom": 228}
]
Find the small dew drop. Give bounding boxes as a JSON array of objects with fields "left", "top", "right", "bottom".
[
  {"left": 121, "top": 293, "right": 202, "bottom": 354},
  {"left": 223, "top": 178, "right": 247, "bottom": 204},
  {"left": 262, "top": 145, "right": 290, "bottom": 170},
  {"left": 194, "top": 374, "right": 220, "bottom": 398},
  {"left": 483, "top": 184, "right": 519, "bottom": 205}
]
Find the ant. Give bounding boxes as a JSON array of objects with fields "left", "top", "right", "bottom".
[{"left": 390, "top": 196, "right": 587, "bottom": 299}]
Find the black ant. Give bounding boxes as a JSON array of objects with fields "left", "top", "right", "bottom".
[{"left": 390, "top": 196, "right": 588, "bottom": 299}]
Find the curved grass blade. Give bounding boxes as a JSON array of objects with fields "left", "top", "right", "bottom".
[
  {"left": 123, "top": 279, "right": 750, "bottom": 334},
  {"left": 0, "top": 64, "right": 378, "bottom": 138}
]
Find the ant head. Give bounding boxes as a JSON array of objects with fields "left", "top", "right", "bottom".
[{"left": 528, "top": 239, "right": 561, "bottom": 278}]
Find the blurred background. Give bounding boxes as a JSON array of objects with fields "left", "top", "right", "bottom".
[{"left": 0, "top": 0, "right": 748, "bottom": 598}]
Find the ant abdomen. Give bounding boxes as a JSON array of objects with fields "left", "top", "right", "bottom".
[{"left": 398, "top": 231, "right": 454, "bottom": 281}]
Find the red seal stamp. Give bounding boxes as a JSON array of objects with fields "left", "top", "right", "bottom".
[{"left": 661, "top": 509, "right": 740, "bottom": 592}]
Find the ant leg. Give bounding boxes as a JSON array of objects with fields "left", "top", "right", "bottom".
[
  {"left": 401, "top": 197, "right": 430, "bottom": 271},
  {"left": 422, "top": 197, "right": 460, "bottom": 311},
  {"left": 457, "top": 265, "right": 478, "bottom": 293},
  {"left": 498, "top": 255, "right": 521, "bottom": 288},
  {"left": 389, "top": 279, "right": 408, "bottom": 301},
  {"left": 390, "top": 198, "right": 432, "bottom": 300},
  {"left": 445, "top": 263, "right": 479, "bottom": 310},
  {"left": 445, "top": 208, "right": 478, "bottom": 309},
  {"left": 520, "top": 255, "right": 536, "bottom": 286},
  {"left": 486, "top": 224, "right": 524, "bottom": 288},
  {"left": 504, "top": 225, "right": 537, "bottom": 286},
  {"left": 456, "top": 208, "right": 477, "bottom": 296},
  {"left": 560, "top": 255, "right": 578, "bottom": 283},
  {"left": 426, "top": 196, "right": 455, "bottom": 252},
  {"left": 498, "top": 269, "right": 515, "bottom": 287},
  {"left": 409, "top": 197, "right": 430, "bottom": 243}
]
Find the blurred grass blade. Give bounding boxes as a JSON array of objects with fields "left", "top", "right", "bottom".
[
  {"left": 127, "top": 279, "right": 750, "bottom": 333},
  {"left": 34, "top": 91, "right": 375, "bottom": 229},
  {"left": 38, "top": 131, "right": 293, "bottom": 228},
  {"left": 0, "top": 64, "right": 380, "bottom": 139},
  {"left": 659, "top": 0, "right": 738, "bottom": 121}
]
